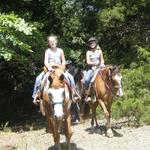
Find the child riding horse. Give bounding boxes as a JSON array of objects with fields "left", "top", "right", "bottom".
[{"left": 77, "top": 65, "right": 123, "bottom": 137}]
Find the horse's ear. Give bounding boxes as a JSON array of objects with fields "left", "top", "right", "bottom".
[
  {"left": 109, "top": 65, "right": 117, "bottom": 74},
  {"left": 108, "top": 67, "right": 112, "bottom": 76},
  {"left": 118, "top": 65, "right": 122, "bottom": 69},
  {"left": 108, "top": 65, "right": 113, "bottom": 72}
]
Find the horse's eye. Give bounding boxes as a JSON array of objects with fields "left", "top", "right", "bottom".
[
  {"left": 48, "top": 76, "right": 53, "bottom": 83},
  {"left": 59, "top": 74, "right": 64, "bottom": 81}
]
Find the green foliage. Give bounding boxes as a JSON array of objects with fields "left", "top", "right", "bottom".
[
  {"left": 0, "top": 122, "right": 12, "bottom": 132},
  {"left": 0, "top": 0, "right": 150, "bottom": 125},
  {"left": 112, "top": 61, "right": 150, "bottom": 125},
  {"left": 0, "top": 13, "right": 36, "bottom": 61},
  {"left": 112, "top": 98, "right": 150, "bottom": 125},
  {"left": 139, "top": 106, "right": 150, "bottom": 125},
  {"left": 136, "top": 45, "right": 150, "bottom": 64},
  {"left": 97, "top": 3, "right": 125, "bottom": 28}
]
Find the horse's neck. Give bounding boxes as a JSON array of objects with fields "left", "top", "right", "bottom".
[{"left": 100, "top": 69, "right": 109, "bottom": 81}]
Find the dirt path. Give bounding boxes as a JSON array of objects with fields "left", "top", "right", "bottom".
[{"left": 0, "top": 119, "right": 150, "bottom": 150}]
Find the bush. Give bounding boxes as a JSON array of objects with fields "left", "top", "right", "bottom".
[{"left": 112, "top": 63, "right": 150, "bottom": 125}]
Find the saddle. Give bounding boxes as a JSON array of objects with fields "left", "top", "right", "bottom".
[{"left": 84, "top": 68, "right": 104, "bottom": 102}]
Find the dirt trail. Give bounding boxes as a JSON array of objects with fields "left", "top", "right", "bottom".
[{"left": 0, "top": 119, "right": 150, "bottom": 150}]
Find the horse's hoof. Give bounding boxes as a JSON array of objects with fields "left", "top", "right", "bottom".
[
  {"left": 106, "top": 128, "right": 114, "bottom": 138},
  {"left": 75, "top": 119, "right": 80, "bottom": 124}
]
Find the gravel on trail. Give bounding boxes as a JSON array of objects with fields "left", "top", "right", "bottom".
[{"left": 0, "top": 119, "right": 150, "bottom": 150}]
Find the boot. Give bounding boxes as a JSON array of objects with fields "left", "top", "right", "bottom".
[
  {"left": 33, "top": 92, "right": 40, "bottom": 105},
  {"left": 72, "top": 91, "right": 81, "bottom": 102},
  {"left": 84, "top": 85, "right": 91, "bottom": 102}
]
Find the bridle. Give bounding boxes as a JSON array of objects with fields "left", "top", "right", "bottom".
[
  {"left": 47, "top": 70, "right": 71, "bottom": 118},
  {"left": 98, "top": 68, "right": 121, "bottom": 96}
]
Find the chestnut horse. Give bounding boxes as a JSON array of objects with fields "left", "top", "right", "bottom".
[
  {"left": 40, "top": 67, "right": 72, "bottom": 150},
  {"left": 82, "top": 65, "right": 123, "bottom": 137}
]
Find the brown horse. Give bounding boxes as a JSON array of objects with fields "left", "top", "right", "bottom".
[
  {"left": 82, "top": 65, "right": 123, "bottom": 137},
  {"left": 40, "top": 67, "right": 73, "bottom": 150}
]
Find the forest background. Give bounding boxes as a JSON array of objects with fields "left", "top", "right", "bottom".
[{"left": 0, "top": 0, "right": 150, "bottom": 128}]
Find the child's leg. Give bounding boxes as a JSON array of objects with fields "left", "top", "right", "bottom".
[{"left": 32, "top": 71, "right": 45, "bottom": 103}]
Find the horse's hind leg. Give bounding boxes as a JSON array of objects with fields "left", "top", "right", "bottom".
[
  {"left": 93, "top": 101, "right": 99, "bottom": 127},
  {"left": 64, "top": 115, "right": 72, "bottom": 150},
  {"left": 90, "top": 101, "right": 99, "bottom": 128}
]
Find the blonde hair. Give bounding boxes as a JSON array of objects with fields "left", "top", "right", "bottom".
[
  {"left": 97, "top": 44, "right": 102, "bottom": 50},
  {"left": 47, "top": 35, "right": 58, "bottom": 43}
]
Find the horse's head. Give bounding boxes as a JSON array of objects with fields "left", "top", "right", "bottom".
[
  {"left": 46, "top": 68, "right": 66, "bottom": 119},
  {"left": 108, "top": 65, "right": 123, "bottom": 97},
  {"left": 48, "top": 68, "right": 65, "bottom": 88}
]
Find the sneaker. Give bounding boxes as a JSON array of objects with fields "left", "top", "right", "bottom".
[
  {"left": 72, "top": 92, "right": 81, "bottom": 102},
  {"left": 33, "top": 94, "right": 40, "bottom": 105},
  {"left": 84, "top": 96, "right": 91, "bottom": 102}
]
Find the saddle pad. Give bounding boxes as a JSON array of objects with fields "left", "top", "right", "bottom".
[{"left": 91, "top": 68, "right": 100, "bottom": 83}]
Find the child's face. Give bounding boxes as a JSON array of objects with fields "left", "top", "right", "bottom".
[
  {"left": 89, "top": 41, "right": 97, "bottom": 49},
  {"left": 48, "top": 37, "right": 57, "bottom": 48}
]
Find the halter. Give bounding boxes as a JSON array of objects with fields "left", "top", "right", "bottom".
[{"left": 47, "top": 75, "right": 71, "bottom": 118}]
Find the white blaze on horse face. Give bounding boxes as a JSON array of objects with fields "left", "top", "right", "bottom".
[
  {"left": 48, "top": 88, "right": 65, "bottom": 117},
  {"left": 54, "top": 104, "right": 63, "bottom": 118},
  {"left": 113, "top": 74, "right": 123, "bottom": 97}
]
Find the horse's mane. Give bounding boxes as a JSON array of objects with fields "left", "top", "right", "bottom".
[{"left": 104, "top": 64, "right": 120, "bottom": 74}]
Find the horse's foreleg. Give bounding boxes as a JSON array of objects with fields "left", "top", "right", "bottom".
[
  {"left": 105, "top": 105, "right": 111, "bottom": 129},
  {"left": 47, "top": 117, "right": 61, "bottom": 150},
  {"left": 64, "top": 115, "right": 72, "bottom": 150},
  {"left": 98, "top": 99, "right": 113, "bottom": 137},
  {"left": 53, "top": 120, "right": 61, "bottom": 150},
  {"left": 40, "top": 100, "right": 45, "bottom": 116},
  {"left": 105, "top": 105, "right": 113, "bottom": 137},
  {"left": 98, "top": 99, "right": 109, "bottom": 119}
]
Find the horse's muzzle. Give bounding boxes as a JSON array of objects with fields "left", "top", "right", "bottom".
[
  {"left": 54, "top": 114, "right": 64, "bottom": 121},
  {"left": 116, "top": 87, "right": 123, "bottom": 97}
]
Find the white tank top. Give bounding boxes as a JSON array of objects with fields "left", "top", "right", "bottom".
[
  {"left": 47, "top": 48, "right": 63, "bottom": 65},
  {"left": 89, "top": 50, "right": 101, "bottom": 64}
]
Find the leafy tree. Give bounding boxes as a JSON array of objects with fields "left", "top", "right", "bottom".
[
  {"left": 0, "top": 13, "right": 35, "bottom": 61},
  {"left": 0, "top": 0, "right": 150, "bottom": 125}
]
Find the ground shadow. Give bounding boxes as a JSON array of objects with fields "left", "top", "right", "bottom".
[
  {"left": 0, "top": 106, "right": 48, "bottom": 133},
  {"left": 48, "top": 142, "right": 84, "bottom": 150},
  {"left": 85, "top": 124, "right": 123, "bottom": 137}
]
